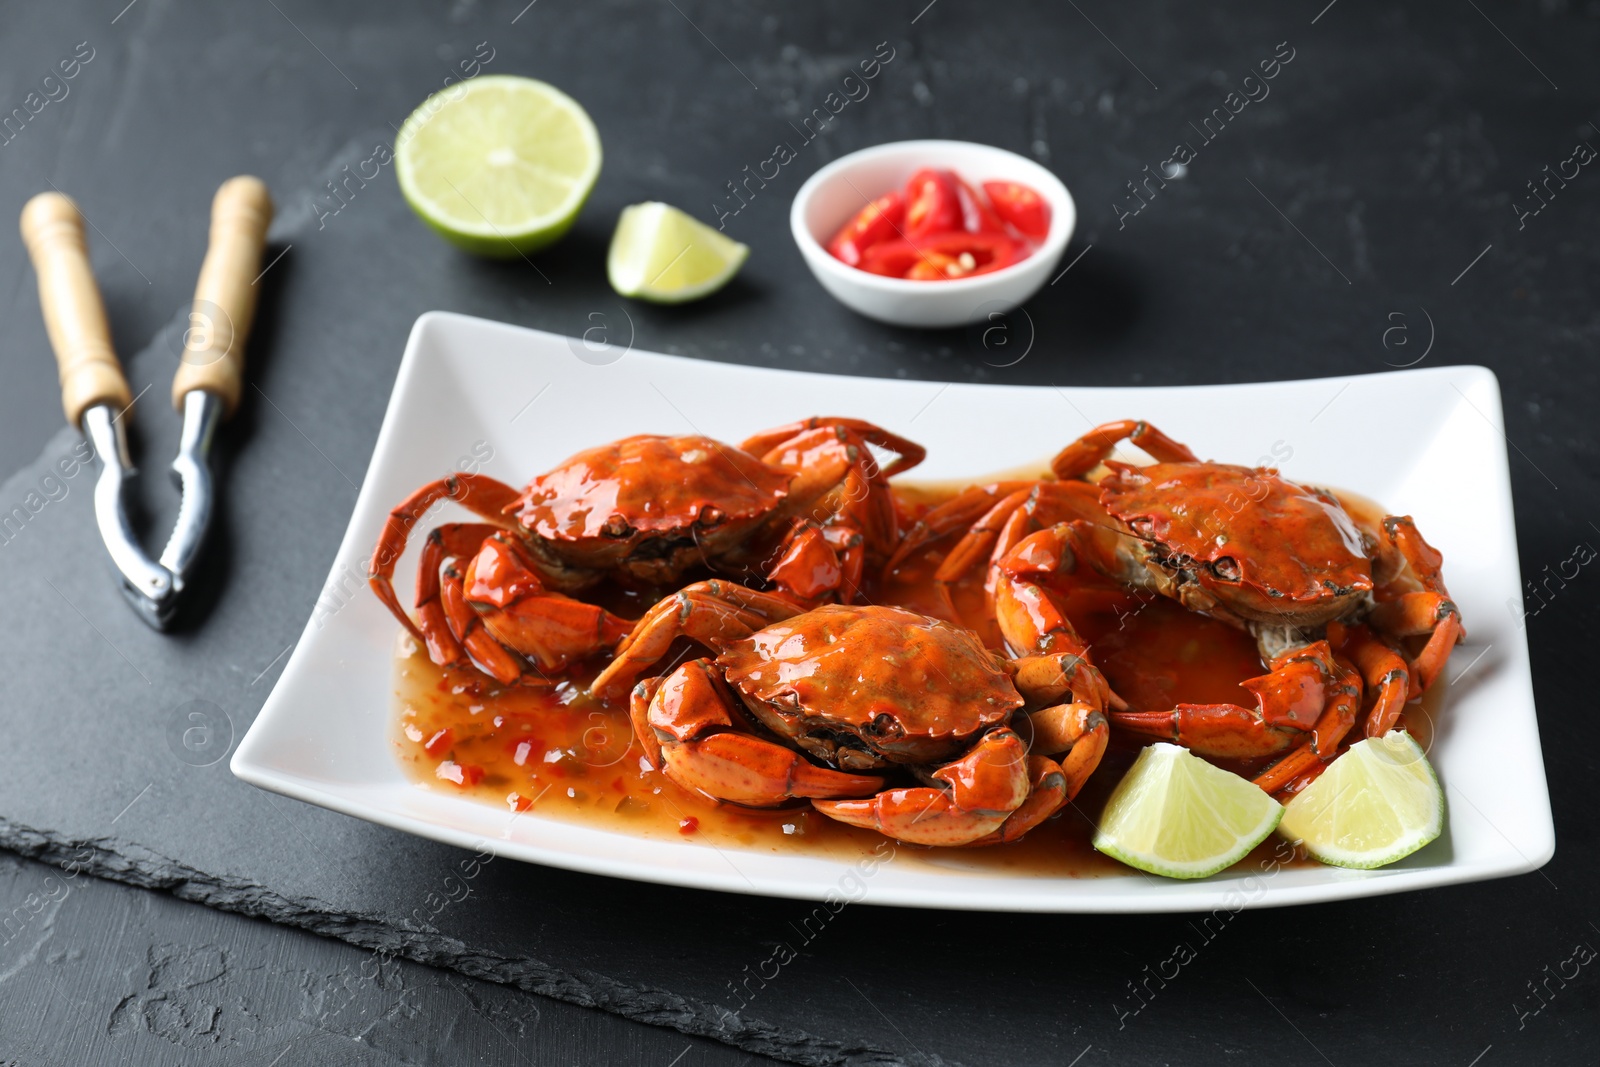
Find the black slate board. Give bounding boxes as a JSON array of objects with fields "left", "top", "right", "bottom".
[
  {"left": 0, "top": 850, "right": 778, "bottom": 1067},
  {"left": 2, "top": 1, "right": 1597, "bottom": 1064}
]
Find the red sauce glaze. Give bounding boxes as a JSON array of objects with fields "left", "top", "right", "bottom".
[{"left": 393, "top": 482, "right": 1439, "bottom": 877}]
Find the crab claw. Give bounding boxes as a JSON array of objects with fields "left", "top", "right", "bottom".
[
  {"left": 1024, "top": 703, "right": 1109, "bottom": 801},
  {"left": 964, "top": 756, "right": 1070, "bottom": 847},
  {"left": 813, "top": 729, "right": 1032, "bottom": 846},
  {"left": 1050, "top": 419, "right": 1199, "bottom": 479},
  {"left": 459, "top": 537, "right": 634, "bottom": 677},
  {"left": 667, "top": 733, "right": 885, "bottom": 807},
  {"left": 1110, "top": 641, "right": 1352, "bottom": 760},
  {"left": 644, "top": 660, "right": 884, "bottom": 806}
]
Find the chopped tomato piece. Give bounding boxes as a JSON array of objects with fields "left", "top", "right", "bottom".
[
  {"left": 955, "top": 177, "right": 1006, "bottom": 234},
  {"left": 423, "top": 728, "right": 453, "bottom": 756},
  {"left": 435, "top": 760, "right": 484, "bottom": 787},
  {"left": 903, "top": 168, "right": 962, "bottom": 240},
  {"left": 826, "top": 191, "right": 905, "bottom": 266},
  {"left": 982, "top": 180, "right": 1051, "bottom": 239}
]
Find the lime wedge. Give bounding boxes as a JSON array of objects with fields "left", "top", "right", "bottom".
[
  {"left": 1093, "top": 743, "right": 1283, "bottom": 880},
  {"left": 395, "top": 75, "right": 601, "bottom": 257},
  {"left": 607, "top": 202, "right": 749, "bottom": 303},
  {"left": 1279, "top": 731, "right": 1444, "bottom": 869}
]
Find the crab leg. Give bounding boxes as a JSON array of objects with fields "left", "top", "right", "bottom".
[
  {"left": 962, "top": 482, "right": 1106, "bottom": 583},
  {"left": 745, "top": 419, "right": 924, "bottom": 564},
  {"left": 1371, "top": 593, "right": 1463, "bottom": 695},
  {"left": 406, "top": 522, "right": 502, "bottom": 666},
  {"left": 1011, "top": 653, "right": 1116, "bottom": 713},
  {"left": 1111, "top": 641, "right": 1357, "bottom": 757},
  {"left": 419, "top": 572, "right": 469, "bottom": 668},
  {"left": 985, "top": 523, "right": 1131, "bottom": 720},
  {"left": 1108, "top": 642, "right": 1364, "bottom": 795},
  {"left": 1329, "top": 621, "right": 1411, "bottom": 738},
  {"left": 964, "top": 756, "right": 1069, "bottom": 846},
  {"left": 884, "top": 482, "right": 1038, "bottom": 576},
  {"left": 762, "top": 429, "right": 896, "bottom": 557},
  {"left": 936, "top": 487, "right": 1038, "bottom": 602},
  {"left": 764, "top": 514, "right": 874, "bottom": 607},
  {"left": 994, "top": 527, "right": 1097, "bottom": 657},
  {"left": 1024, "top": 703, "right": 1110, "bottom": 800},
  {"left": 740, "top": 417, "right": 927, "bottom": 478},
  {"left": 591, "top": 581, "right": 802, "bottom": 701},
  {"left": 1250, "top": 649, "right": 1363, "bottom": 794},
  {"left": 368, "top": 473, "right": 524, "bottom": 640},
  {"left": 1050, "top": 419, "right": 1199, "bottom": 480},
  {"left": 628, "top": 675, "right": 667, "bottom": 767},
  {"left": 821, "top": 522, "right": 865, "bottom": 601},
  {"left": 761, "top": 462, "right": 877, "bottom": 606},
  {"left": 596, "top": 594, "right": 765, "bottom": 699},
  {"left": 440, "top": 566, "right": 536, "bottom": 685},
  {"left": 409, "top": 522, "right": 612, "bottom": 683},
  {"left": 1369, "top": 515, "right": 1464, "bottom": 696},
  {"left": 445, "top": 536, "right": 631, "bottom": 677},
  {"left": 813, "top": 729, "right": 1033, "bottom": 847},
  {"left": 820, "top": 467, "right": 872, "bottom": 593},
  {"left": 884, "top": 479, "right": 1106, "bottom": 587},
  {"left": 638, "top": 661, "right": 885, "bottom": 805},
  {"left": 765, "top": 522, "right": 844, "bottom": 604}
]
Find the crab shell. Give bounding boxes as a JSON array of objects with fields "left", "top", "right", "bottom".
[
  {"left": 1098, "top": 461, "right": 1375, "bottom": 628},
  {"left": 716, "top": 604, "right": 1024, "bottom": 772},
  {"left": 508, "top": 434, "right": 790, "bottom": 585}
]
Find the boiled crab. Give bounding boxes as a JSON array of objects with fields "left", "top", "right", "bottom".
[
  {"left": 891, "top": 419, "right": 1462, "bottom": 793},
  {"left": 368, "top": 418, "right": 924, "bottom": 686},
  {"left": 595, "top": 593, "right": 1110, "bottom": 847}
]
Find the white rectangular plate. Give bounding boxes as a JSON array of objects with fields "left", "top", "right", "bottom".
[{"left": 233, "top": 311, "right": 1553, "bottom": 912}]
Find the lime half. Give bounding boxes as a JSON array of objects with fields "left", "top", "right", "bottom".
[
  {"left": 1279, "top": 731, "right": 1444, "bottom": 869},
  {"left": 1094, "top": 743, "right": 1283, "bottom": 880},
  {"left": 607, "top": 202, "right": 749, "bottom": 303},
  {"left": 395, "top": 75, "right": 601, "bottom": 257}
]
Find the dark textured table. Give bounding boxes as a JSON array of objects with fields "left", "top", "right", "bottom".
[{"left": 1, "top": 2, "right": 1596, "bottom": 1065}]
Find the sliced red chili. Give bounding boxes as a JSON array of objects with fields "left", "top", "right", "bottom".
[
  {"left": 858, "top": 239, "right": 924, "bottom": 278},
  {"left": 905, "top": 251, "right": 963, "bottom": 281},
  {"left": 955, "top": 177, "right": 1007, "bottom": 234},
  {"left": 902, "top": 168, "right": 962, "bottom": 240},
  {"left": 833, "top": 169, "right": 1044, "bottom": 279},
  {"left": 860, "top": 232, "right": 1024, "bottom": 280},
  {"left": 826, "top": 191, "right": 906, "bottom": 266},
  {"left": 982, "top": 180, "right": 1051, "bottom": 240}
]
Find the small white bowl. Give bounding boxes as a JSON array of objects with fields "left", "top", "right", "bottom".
[{"left": 791, "top": 139, "right": 1076, "bottom": 329}]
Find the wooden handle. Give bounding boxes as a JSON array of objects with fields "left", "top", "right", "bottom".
[
  {"left": 19, "top": 192, "right": 132, "bottom": 427},
  {"left": 173, "top": 176, "right": 274, "bottom": 417}
]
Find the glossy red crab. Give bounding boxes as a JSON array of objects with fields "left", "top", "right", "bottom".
[
  {"left": 601, "top": 597, "right": 1110, "bottom": 847},
  {"left": 368, "top": 418, "right": 924, "bottom": 686},
  {"left": 890, "top": 420, "right": 1463, "bottom": 794}
]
